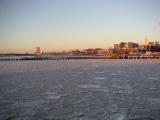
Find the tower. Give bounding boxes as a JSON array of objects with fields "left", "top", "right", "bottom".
[{"left": 145, "top": 37, "right": 148, "bottom": 46}]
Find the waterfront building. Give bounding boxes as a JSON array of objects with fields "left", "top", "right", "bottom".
[
  {"left": 125, "top": 42, "right": 139, "bottom": 49},
  {"left": 114, "top": 44, "right": 120, "bottom": 50},
  {"left": 83, "top": 48, "right": 102, "bottom": 55},
  {"left": 146, "top": 42, "right": 160, "bottom": 52},
  {"left": 35, "top": 47, "right": 41, "bottom": 56},
  {"left": 97, "top": 49, "right": 109, "bottom": 56},
  {"left": 119, "top": 42, "right": 126, "bottom": 49},
  {"left": 69, "top": 49, "right": 81, "bottom": 56}
]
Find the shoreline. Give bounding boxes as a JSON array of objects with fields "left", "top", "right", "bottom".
[{"left": 0, "top": 55, "right": 160, "bottom": 61}]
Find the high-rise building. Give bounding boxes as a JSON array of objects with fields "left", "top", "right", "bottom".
[
  {"left": 145, "top": 37, "right": 148, "bottom": 45},
  {"left": 35, "top": 47, "right": 41, "bottom": 56}
]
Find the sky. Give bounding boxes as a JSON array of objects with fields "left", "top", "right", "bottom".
[{"left": 0, "top": 0, "right": 160, "bottom": 53}]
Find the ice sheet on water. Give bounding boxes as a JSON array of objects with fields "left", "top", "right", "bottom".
[
  {"left": 44, "top": 92, "right": 61, "bottom": 100},
  {"left": 148, "top": 77, "right": 159, "bottom": 80},
  {"left": 148, "top": 98, "right": 160, "bottom": 106},
  {"left": 110, "top": 73, "right": 122, "bottom": 76},
  {"left": 94, "top": 71, "right": 106, "bottom": 74},
  {"left": 78, "top": 84, "right": 101, "bottom": 89},
  {"left": 111, "top": 84, "right": 132, "bottom": 94},
  {"left": 13, "top": 100, "right": 45, "bottom": 108},
  {"left": 0, "top": 60, "right": 160, "bottom": 120},
  {"left": 128, "top": 117, "right": 154, "bottom": 120},
  {"left": 94, "top": 77, "right": 108, "bottom": 80},
  {"left": 108, "top": 112, "right": 127, "bottom": 120}
]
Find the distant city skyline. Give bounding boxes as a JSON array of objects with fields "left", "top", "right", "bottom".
[{"left": 0, "top": 0, "right": 160, "bottom": 53}]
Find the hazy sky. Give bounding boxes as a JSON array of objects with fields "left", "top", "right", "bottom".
[{"left": 0, "top": 0, "right": 160, "bottom": 53}]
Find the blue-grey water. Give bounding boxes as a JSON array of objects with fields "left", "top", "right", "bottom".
[{"left": 0, "top": 60, "right": 160, "bottom": 120}]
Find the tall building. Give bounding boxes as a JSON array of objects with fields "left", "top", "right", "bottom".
[
  {"left": 114, "top": 44, "right": 120, "bottom": 50},
  {"left": 35, "top": 47, "right": 41, "bottom": 56},
  {"left": 145, "top": 37, "right": 148, "bottom": 45}
]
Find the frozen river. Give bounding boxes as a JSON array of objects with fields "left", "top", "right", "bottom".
[{"left": 0, "top": 60, "right": 160, "bottom": 120}]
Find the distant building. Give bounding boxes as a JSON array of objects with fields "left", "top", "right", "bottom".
[
  {"left": 35, "top": 47, "right": 41, "bottom": 56},
  {"left": 146, "top": 42, "right": 160, "bottom": 52},
  {"left": 126, "top": 42, "right": 139, "bottom": 49},
  {"left": 114, "top": 44, "right": 120, "bottom": 50},
  {"left": 116, "top": 42, "right": 138, "bottom": 50},
  {"left": 119, "top": 42, "right": 126, "bottom": 49},
  {"left": 83, "top": 48, "right": 102, "bottom": 55},
  {"left": 97, "top": 49, "right": 110, "bottom": 56},
  {"left": 148, "top": 42, "right": 154, "bottom": 45},
  {"left": 69, "top": 49, "right": 81, "bottom": 56},
  {"left": 145, "top": 37, "right": 148, "bottom": 45},
  {"left": 139, "top": 45, "right": 147, "bottom": 53}
]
